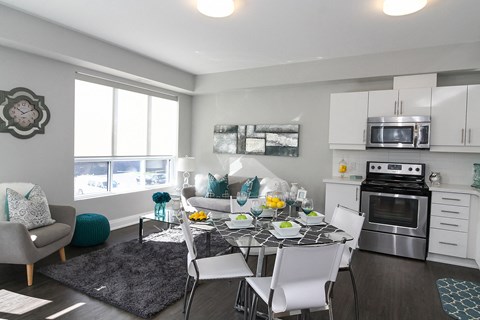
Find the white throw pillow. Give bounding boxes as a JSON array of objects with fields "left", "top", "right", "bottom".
[
  {"left": 0, "top": 182, "right": 35, "bottom": 221},
  {"left": 6, "top": 185, "right": 55, "bottom": 230},
  {"left": 194, "top": 174, "right": 209, "bottom": 196},
  {"left": 259, "top": 177, "right": 290, "bottom": 196}
]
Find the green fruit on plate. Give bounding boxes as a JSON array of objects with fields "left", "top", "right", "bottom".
[
  {"left": 236, "top": 214, "right": 247, "bottom": 220},
  {"left": 279, "top": 221, "right": 293, "bottom": 228},
  {"left": 307, "top": 212, "right": 318, "bottom": 216}
]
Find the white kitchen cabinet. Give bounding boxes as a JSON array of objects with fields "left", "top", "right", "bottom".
[
  {"left": 324, "top": 181, "right": 360, "bottom": 223},
  {"left": 328, "top": 92, "right": 368, "bottom": 150},
  {"left": 466, "top": 84, "right": 480, "bottom": 147},
  {"left": 431, "top": 85, "right": 480, "bottom": 150},
  {"left": 429, "top": 191, "right": 471, "bottom": 259},
  {"left": 368, "top": 88, "right": 431, "bottom": 117}
]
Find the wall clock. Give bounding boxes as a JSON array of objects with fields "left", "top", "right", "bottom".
[{"left": 0, "top": 87, "right": 50, "bottom": 139}]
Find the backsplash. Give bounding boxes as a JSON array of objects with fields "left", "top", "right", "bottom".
[{"left": 332, "top": 150, "right": 480, "bottom": 186}]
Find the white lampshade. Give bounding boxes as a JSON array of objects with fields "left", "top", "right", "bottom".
[
  {"left": 197, "top": 0, "right": 235, "bottom": 18},
  {"left": 383, "top": 0, "right": 427, "bottom": 16},
  {"left": 177, "top": 157, "right": 195, "bottom": 172}
]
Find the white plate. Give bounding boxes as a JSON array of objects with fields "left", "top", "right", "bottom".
[
  {"left": 225, "top": 221, "right": 254, "bottom": 229},
  {"left": 295, "top": 217, "right": 326, "bottom": 226},
  {"left": 269, "top": 229, "right": 303, "bottom": 239}
]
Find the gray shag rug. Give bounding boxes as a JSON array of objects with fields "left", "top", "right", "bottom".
[{"left": 39, "top": 227, "right": 230, "bottom": 318}]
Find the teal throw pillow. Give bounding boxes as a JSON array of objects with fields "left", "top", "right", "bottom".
[
  {"left": 205, "top": 173, "right": 230, "bottom": 199},
  {"left": 241, "top": 176, "right": 260, "bottom": 198}
]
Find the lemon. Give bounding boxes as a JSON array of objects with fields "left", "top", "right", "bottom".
[
  {"left": 277, "top": 201, "right": 285, "bottom": 208},
  {"left": 272, "top": 197, "right": 280, "bottom": 203}
]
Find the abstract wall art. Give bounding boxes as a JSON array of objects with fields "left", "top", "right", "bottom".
[{"left": 213, "top": 124, "right": 299, "bottom": 157}]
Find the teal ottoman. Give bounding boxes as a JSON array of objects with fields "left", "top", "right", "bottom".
[{"left": 71, "top": 213, "right": 110, "bottom": 247}]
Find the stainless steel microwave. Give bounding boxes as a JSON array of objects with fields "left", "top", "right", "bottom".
[{"left": 366, "top": 116, "right": 430, "bottom": 149}]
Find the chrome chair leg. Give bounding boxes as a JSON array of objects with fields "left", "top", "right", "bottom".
[
  {"left": 327, "top": 282, "right": 334, "bottom": 320},
  {"left": 250, "top": 295, "right": 258, "bottom": 320},
  {"left": 234, "top": 279, "right": 245, "bottom": 309},
  {"left": 244, "top": 281, "right": 249, "bottom": 320},
  {"left": 183, "top": 275, "right": 191, "bottom": 313},
  {"left": 185, "top": 279, "right": 198, "bottom": 320},
  {"left": 348, "top": 267, "right": 359, "bottom": 320}
]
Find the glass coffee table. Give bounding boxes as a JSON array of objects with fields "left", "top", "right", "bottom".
[
  {"left": 138, "top": 209, "right": 180, "bottom": 243},
  {"left": 138, "top": 209, "right": 215, "bottom": 256}
]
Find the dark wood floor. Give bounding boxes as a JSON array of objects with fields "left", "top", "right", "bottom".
[{"left": 1, "top": 222, "right": 480, "bottom": 320}]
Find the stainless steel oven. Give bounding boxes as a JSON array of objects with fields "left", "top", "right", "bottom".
[
  {"left": 359, "top": 162, "right": 431, "bottom": 260},
  {"left": 366, "top": 116, "right": 430, "bottom": 149}
]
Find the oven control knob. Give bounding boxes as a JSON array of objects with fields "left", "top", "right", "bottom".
[
  {"left": 415, "top": 168, "right": 420, "bottom": 172},
  {"left": 371, "top": 165, "right": 375, "bottom": 170},
  {"left": 408, "top": 167, "right": 413, "bottom": 171},
  {"left": 377, "top": 166, "right": 382, "bottom": 170}
]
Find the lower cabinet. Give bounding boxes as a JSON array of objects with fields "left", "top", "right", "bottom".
[
  {"left": 429, "top": 191, "right": 471, "bottom": 259},
  {"left": 324, "top": 181, "right": 360, "bottom": 223}
]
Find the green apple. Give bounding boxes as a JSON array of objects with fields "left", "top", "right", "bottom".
[
  {"left": 307, "top": 212, "right": 318, "bottom": 217},
  {"left": 279, "top": 221, "right": 293, "bottom": 228},
  {"left": 236, "top": 214, "right": 247, "bottom": 220}
]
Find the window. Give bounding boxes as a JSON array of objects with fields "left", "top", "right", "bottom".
[{"left": 74, "top": 78, "right": 178, "bottom": 198}]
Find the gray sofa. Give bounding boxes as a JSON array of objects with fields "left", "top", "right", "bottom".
[
  {"left": 181, "top": 175, "right": 290, "bottom": 214},
  {"left": 0, "top": 205, "right": 76, "bottom": 286}
]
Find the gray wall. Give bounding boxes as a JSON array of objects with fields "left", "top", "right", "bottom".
[
  {"left": 192, "top": 72, "right": 480, "bottom": 211},
  {"left": 192, "top": 78, "right": 395, "bottom": 210},
  {"left": 0, "top": 45, "right": 193, "bottom": 221}
]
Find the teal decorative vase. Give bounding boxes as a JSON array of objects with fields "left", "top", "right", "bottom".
[
  {"left": 155, "top": 202, "right": 166, "bottom": 219},
  {"left": 473, "top": 163, "right": 480, "bottom": 189}
]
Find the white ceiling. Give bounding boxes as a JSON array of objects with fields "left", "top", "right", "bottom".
[{"left": 1, "top": 0, "right": 479, "bottom": 75}]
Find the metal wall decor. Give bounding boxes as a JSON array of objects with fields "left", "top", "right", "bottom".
[
  {"left": 0, "top": 87, "right": 50, "bottom": 139},
  {"left": 213, "top": 124, "right": 299, "bottom": 157}
]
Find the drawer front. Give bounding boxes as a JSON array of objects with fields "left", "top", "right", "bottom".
[
  {"left": 430, "top": 216, "right": 469, "bottom": 232},
  {"left": 431, "top": 203, "right": 470, "bottom": 220},
  {"left": 429, "top": 228, "right": 467, "bottom": 258},
  {"left": 432, "top": 192, "right": 470, "bottom": 207}
]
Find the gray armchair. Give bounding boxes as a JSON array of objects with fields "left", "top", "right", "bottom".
[{"left": 0, "top": 205, "right": 76, "bottom": 286}]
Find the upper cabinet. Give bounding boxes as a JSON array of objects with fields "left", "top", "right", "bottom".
[
  {"left": 368, "top": 88, "right": 432, "bottom": 117},
  {"left": 329, "top": 92, "right": 368, "bottom": 150},
  {"left": 466, "top": 85, "right": 480, "bottom": 147},
  {"left": 431, "top": 85, "right": 480, "bottom": 152}
]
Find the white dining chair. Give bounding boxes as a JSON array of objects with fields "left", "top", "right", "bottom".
[
  {"left": 245, "top": 242, "right": 345, "bottom": 320},
  {"left": 179, "top": 213, "right": 253, "bottom": 320},
  {"left": 330, "top": 204, "right": 365, "bottom": 320}
]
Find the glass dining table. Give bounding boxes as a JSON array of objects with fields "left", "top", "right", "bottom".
[{"left": 211, "top": 215, "right": 353, "bottom": 277}]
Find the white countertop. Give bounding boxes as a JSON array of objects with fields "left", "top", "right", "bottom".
[
  {"left": 323, "top": 176, "right": 363, "bottom": 186},
  {"left": 429, "top": 183, "right": 480, "bottom": 196}
]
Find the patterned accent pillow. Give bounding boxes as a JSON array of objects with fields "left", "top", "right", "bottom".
[
  {"left": 205, "top": 173, "right": 230, "bottom": 199},
  {"left": 241, "top": 176, "right": 260, "bottom": 198},
  {"left": 6, "top": 185, "right": 55, "bottom": 230}
]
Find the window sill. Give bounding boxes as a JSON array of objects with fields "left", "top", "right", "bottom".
[{"left": 74, "top": 184, "right": 176, "bottom": 202}]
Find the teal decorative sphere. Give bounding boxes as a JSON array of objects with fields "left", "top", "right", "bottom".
[{"left": 71, "top": 213, "right": 110, "bottom": 247}]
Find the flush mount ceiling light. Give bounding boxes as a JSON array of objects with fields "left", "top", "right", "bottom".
[
  {"left": 197, "top": 0, "right": 235, "bottom": 18},
  {"left": 383, "top": 0, "right": 427, "bottom": 16}
]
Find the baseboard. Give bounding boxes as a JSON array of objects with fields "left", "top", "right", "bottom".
[
  {"left": 427, "top": 253, "right": 479, "bottom": 269},
  {"left": 109, "top": 211, "right": 152, "bottom": 231}
]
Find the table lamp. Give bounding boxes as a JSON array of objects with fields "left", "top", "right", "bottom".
[{"left": 177, "top": 157, "right": 195, "bottom": 188}]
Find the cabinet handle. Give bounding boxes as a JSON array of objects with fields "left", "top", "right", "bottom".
[
  {"left": 394, "top": 101, "right": 397, "bottom": 115},
  {"left": 469, "top": 129, "right": 472, "bottom": 144},
  {"left": 461, "top": 129, "right": 464, "bottom": 144},
  {"left": 355, "top": 188, "right": 358, "bottom": 202},
  {"left": 439, "top": 241, "right": 458, "bottom": 246},
  {"left": 363, "top": 129, "right": 366, "bottom": 142},
  {"left": 441, "top": 210, "right": 460, "bottom": 214},
  {"left": 440, "top": 222, "right": 459, "bottom": 227},
  {"left": 442, "top": 197, "right": 461, "bottom": 201},
  {"left": 400, "top": 101, "right": 403, "bottom": 115}
]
